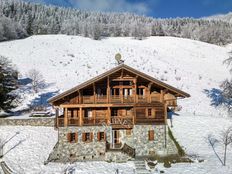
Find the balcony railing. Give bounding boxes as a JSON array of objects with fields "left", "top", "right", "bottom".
[
  {"left": 68, "top": 118, "right": 79, "bottom": 126},
  {"left": 56, "top": 115, "right": 164, "bottom": 127},
  {"left": 79, "top": 94, "right": 161, "bottom": 104},
  {"left": 96, "top": 95, "right": 107, "bottom": 103},
  {"left": 137, "top": 95, "right": 147, "bottom": 103},
  {"left": 110, "top": 95, "right": 121, "bottom": 103},
  {"left": 83, "top": 96, "right": 94, "bottom": 104},
  {"left": 151, "top": 95, "right": 160, "bottom": 102},
  {"left": 57, "top": 117, "right": 64, "bottom": 127},
  {"left": 111, "top": 116, "right": 134, "bottom": 128},
  {"left": 123, "top": 96, "right": 134, "bottom": 103}
]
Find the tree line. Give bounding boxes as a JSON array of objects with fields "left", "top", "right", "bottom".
[{"left": 1, "top": 0, "right": 232, "bottom": 45}]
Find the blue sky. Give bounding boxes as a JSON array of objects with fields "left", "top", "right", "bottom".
[
  {"left": 68, "top": 0, "right": 232, "bottom": 18},
  {"left": 31, "top": 0, "right": 232, "bottom": 18}
]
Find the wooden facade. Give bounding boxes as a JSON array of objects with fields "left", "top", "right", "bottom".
[{"left": 49, "top": 64, "right": 190, "bottom": 129}]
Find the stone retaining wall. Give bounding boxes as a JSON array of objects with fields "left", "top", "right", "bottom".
[{"left": 0, "top": 118, "right": 55, "bottom": 127}]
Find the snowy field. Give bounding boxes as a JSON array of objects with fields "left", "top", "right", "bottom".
[
  {"left": 0, "top": 114, "right": 232, "bottom": 174},
  {"left": 0, "top": 35, "right": 230, "bottom": 117},
  {"left": 0, "top": 35, "right": 232, "bottom": 173}
]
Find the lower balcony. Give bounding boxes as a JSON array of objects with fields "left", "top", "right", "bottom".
[{"left": 56, "top": 115, "right": 164, "bottom": 127}]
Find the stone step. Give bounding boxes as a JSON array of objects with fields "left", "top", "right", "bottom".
[{"left": 136, "top": 169, "right": 151, "bottom": 174}]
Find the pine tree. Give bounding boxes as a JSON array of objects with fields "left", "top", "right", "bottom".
[{"left": 0, "top": 56, "right": 18, "bottom": 112}]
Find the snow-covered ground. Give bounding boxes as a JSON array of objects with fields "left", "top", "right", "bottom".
[
  {"left": 0, "top": 35, "right": 231, "bottom": 173},
  {"left": 0, "top": 35, "right": 230, "bottom": 117},
  {"left": 0, "top": 115, "right": 231, "bottom": 174}
]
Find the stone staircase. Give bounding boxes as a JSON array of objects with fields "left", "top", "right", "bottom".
[{"left": 134, "top": 160, "right": 151, "bottom": 174}]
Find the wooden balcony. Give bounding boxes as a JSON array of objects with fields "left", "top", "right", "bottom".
[
  {"left": 82, "top": 96, "right": 94, "bottom": 104},
  {"left": 57, "top": 117, "right": 64, "bottom": 127},
  {"left": 136, "top": 118, "right": 164, "bottom": 124},
  {"left": 96, "top": 95, "right": 107, "bottom": 103},
  {"left": 83, "top": 118, "right": 108, "bottom": 125},
  {"left": 68, "top": 118, "right": 79, "bottom": 126},
  {"left": 111, "top": 116, "right": 134, "bottom": 128},
  {"left": 110, "top": 95, "right": 121, "bottom": 103},
  {"left": 137, "top": 95, "right": 147, "bottom": 103},
  {"left": 79, "top": 94, "right": 161, "bottom": 104}
]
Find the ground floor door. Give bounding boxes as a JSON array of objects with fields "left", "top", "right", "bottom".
[{"left": 112, "top": 130, "right": 121, "bottom": 149}]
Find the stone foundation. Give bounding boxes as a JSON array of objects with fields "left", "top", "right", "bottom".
[{"left": 47, "top": 124, "right": 178, "bottom": 163}]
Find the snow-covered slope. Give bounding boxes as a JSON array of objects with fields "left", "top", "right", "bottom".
[{"left": 0, "top": 35, "right": 230, "bottom": 116}]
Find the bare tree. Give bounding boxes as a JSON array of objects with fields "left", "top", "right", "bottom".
[
  {"left": 208, "top": 127, "right": 232, "bottom": 166},
  {"left": 221, "top": 51, "right": 232, "bottom": 114},
  {"left": 220, "top": 127, "right": 232, "bottom": 166},
  {"left": 28, "top": 69, "right": 45, "bottom": 93},
  {"left": 0, "top": 138, "right": 3, "bottom": 158}
]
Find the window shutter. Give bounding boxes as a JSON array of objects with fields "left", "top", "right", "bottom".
[
  {"left": 148, "top": 130, "right": 154, "bottom": 141},
  {"left": 67, "top": 133, "right": 71, "bottom": 142},
  {"left": 82, "top": 133, "right": 86, "bottom": 142},
  {"left": 75, "top": 132, "right": 78, "bottom": 143},
  {"left": 90, "top": 132, "right": 94, "bottom": 142},
  {"left": 97, "top": 132, "right": 100, "bottom": 141}
]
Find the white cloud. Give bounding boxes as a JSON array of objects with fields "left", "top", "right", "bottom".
[{"left": 70, "top": 0, "right": 151, "bottom": 14}]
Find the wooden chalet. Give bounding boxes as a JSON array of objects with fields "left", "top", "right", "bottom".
[
  {"left": 47, "top": 64, "right": 190, "bottom": 162},
  {"left": 49, "top": 64, "right": 189, "bottom": 129}
]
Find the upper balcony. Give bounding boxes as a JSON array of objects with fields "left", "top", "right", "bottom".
[{"left": 68, "top": 94, "right": 161, "bottom": 105}]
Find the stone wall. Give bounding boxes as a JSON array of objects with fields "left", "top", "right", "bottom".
[
  {"left": 47, "top": 124, "right": 178, "bottom": 163},
  {"left": 0, "top": 118, "right": 55, "bottom": 127},
  {"left": 119, "top": 125, "right": 178, "bottom": 156},
  {"left": 47, "top": 126, "right": 109, "bottom": 163}
]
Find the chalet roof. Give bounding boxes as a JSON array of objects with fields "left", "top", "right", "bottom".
[{"left": 48, "top": 64, "right": 190, "bottom": 103}]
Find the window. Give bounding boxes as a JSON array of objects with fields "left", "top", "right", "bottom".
[
  {"left": 126, "top": 129, "right": 132, "bottom": 136},
  {"left": 85, "top": 109, "right": 92, "bottom": 118},
  {"left": 82, "top": 132, "right": 93, "bottom": 142},
  {"left": 148, "top": 130, "right": 154, "bottom": 141},
  {"left": 137, "top": 88, "right": 145, "bottom": 96},
  {"left": 148, "top": 108, "right": 152, "bottom": 117},
  {"left": 67, "top": 132, "right": 78, "bottom": 143},
  {"left": 97, "top": 132, "right": 106, "bottom": 141},
  {"left": 111, "top": 109, "right": 118, "bottom": 116}
]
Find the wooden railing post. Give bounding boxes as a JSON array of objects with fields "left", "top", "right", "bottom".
[
  {"left": 93, "top": 83, "right": 96, "bottom": 103},
  {"left": 107, "top": 76, "right": 110, "bottom": 103},
  {"left": 64, "top": 107, "right": 68, "bottom": 126},
  {"left": 164, "top": 103, "right": 168, "bottom": 124},
  {"left": 107, "top": 107, "right": 111, "bottom": 125},
  {"left": 160, "top": 90, "right": 164, "bottom": 103},
  {"left": 93, "top": 108, "right": 96, "bottom": 124},
  {"left": 120, "top": 87, "right": 123, "bottom": 103},
  {"left": 79, "top": 107, "right": 83, "bottom": 126}
]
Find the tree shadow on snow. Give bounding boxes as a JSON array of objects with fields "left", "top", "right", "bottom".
[
  {"left": 207, "top": 134, "right": 224, "bottom": 166},
  {"left": 1, "top": 132, "right": 22, "bottom": 158},
  {"left": 28, "top": 90, "right": 59, "bottom": 109},
  {"left": 203, "top": 88, "right": 232, "bottom": 108},
  {"left": 18, "top": 78, "right": 32, "bottom": 86},
  {"left": 3, "top": 139, "right": 26, "bottom": 156}
]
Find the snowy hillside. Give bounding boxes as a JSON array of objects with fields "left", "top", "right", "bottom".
[{"left": 0, "top": 35, "right": 230, "bottom": 116}]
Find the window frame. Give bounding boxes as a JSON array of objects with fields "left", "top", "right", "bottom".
[
  {"left": 148, "top": 130, "right": 155, "bottom": 141},
  {"left": 98, "top": 132, "right": 106, "bottom": 142},
  {"left": 82, "top": 132, "right": 93, "bottom": 143}
]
